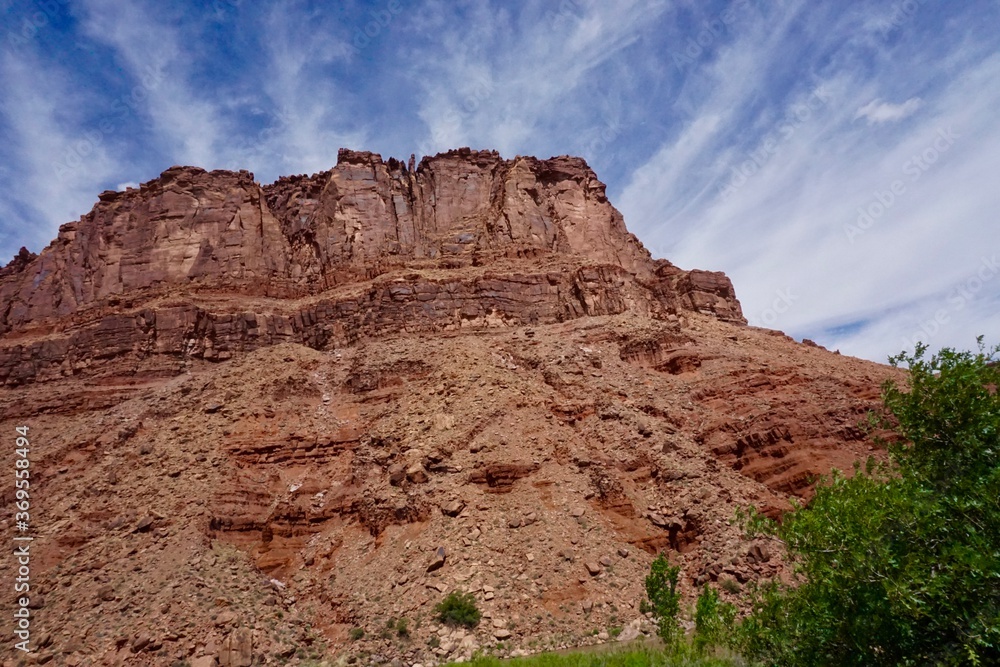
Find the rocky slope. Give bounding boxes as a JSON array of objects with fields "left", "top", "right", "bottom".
[{"left": 0, "top": 149, "right": 897, "bottom": 666}]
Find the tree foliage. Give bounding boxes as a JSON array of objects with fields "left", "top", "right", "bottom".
[
  {"left": 737, "top": 339, "right": 1000, "bottom": 666},
  {"left": 642, "top": 553, "right": 683, "bottom": 645},
  {"left": 694, "top": 584, "right": 737, "bottom": 655}
]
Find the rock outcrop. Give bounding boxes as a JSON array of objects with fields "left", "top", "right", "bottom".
[
  {"left": 0, "top": 148, "right": 743, "bottom": 386},
  {"left": 0, "top": 167, "right": 291, "bottom": 329}
]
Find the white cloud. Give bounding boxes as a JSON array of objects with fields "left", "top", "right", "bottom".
[
  {"left": 407, "top": 0, "right": 670, "bottom": 158},
  {"left": 75, "top": 0, "right": 370, "bottom": 182},
  {"left": 854, "top": 97, "right": 922, "bottom": 125},
  {"left": 0, "top": 51, "right": 121, "bottom": 252},
  {"left": 242, "top": 4, "right": 368, "bottom": 179},
  {"left": 822, "top": 267, "right": 1000, "bottom": 363},
  {"left": 616, "top": 4, "right": 1000, "bottom": 363},
  {"left": 78, "top": 0, "right": 226, "bottom": 169}
]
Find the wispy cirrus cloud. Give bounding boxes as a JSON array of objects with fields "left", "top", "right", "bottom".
[
  {"left": 77, "top": 0, "right": 227, "bottom": 169},
  {"left": 0, "top": 49, "right": 121, "bottom": 253},
  {"left": 402, "top": 0, "right": 670, "bottom": 161},
  {"left": 616, "top": 2, "right": 1000, "bottom": 362},
  {"left": 854, "top": 97, "right": 922, "bottom": 125},
  {"left": 231, "top": 3, "right": 367, "bottom": 178}
]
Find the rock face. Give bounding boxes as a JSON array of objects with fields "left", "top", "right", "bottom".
[
  {"left": 0, "top": 148, "right": 743, "bottom": 386},
  {"left": 0, "top": 149, "right": 898, "bottom": 665},
  {"left": 219, "top": 628, "right": 253, "bottom": 667},
  {"left": 1, "top": 167, "right": 290, "bottom": 329},
  {"left": 265, "top": 149, "right": 656, "bottom": 285}
]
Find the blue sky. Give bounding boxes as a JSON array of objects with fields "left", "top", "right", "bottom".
[{"left": 1, "top": 0, "right": 998, "bottom": 363}]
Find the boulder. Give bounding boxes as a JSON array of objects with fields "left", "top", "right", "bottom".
[
  {"left": 441, "top": 499, "right": 465, "bottom": 517},
  {"left": 219, "top": 627, "right": 253, "bottom": 667},
  {"left": 427, "top": 547, "right": 447, "bottom": 573}
]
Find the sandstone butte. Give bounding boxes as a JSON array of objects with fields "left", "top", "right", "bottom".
[{"left": 0, "top": 148, "right": 900, "bottom": 666}]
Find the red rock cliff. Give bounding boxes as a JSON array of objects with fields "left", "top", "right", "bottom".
[{"left": 0, "top": 148, "right": 744, "bottom": 385}]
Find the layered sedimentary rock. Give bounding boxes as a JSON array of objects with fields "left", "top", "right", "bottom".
[
  {"left": 0, "top": 148, "right": 744, "bottom": 385},
  {"left": 264, "top": 149, "right": 655, "bottom": 284},
  {"left": 0, "top": 265, "right": 661, "bottom": 385},
  {"left": 0, "top": 167, "right": 291, "bottom": 330}
]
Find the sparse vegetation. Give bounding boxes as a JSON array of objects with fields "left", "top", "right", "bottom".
[
  {"left": 435, "top": 590, "right": 481, "bottom": 628},
  {"left": 349, "top": 627, "right": 364, "bottom": 641},
  {"left": 718, "top": 578, "right": 740, "bottom": 595}
]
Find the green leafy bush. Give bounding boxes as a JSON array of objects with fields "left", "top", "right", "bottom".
[
  {"left": 349, "top": 627, "right": 364, "bottom": 641},
  {"left": 737, "top": 340, "right": 1000, "bottom": 666},
  {"left": 693, "top": 585, "right": 736, "bottom": 655},
  {"left": 641, "top": 553, "right": 682, "bottom": 646},
  {"left": 435, "top": 591, "right": 481, "bottom": 628}
]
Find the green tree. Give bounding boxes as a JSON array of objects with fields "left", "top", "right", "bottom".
[
  {"left": 737, "top": 340, "right": 1000, "bottom": 666},
  {"left": 694, "top": 584, "right": 737, "bottom": 655},
  {"left": 642, "top": 552, "right": 683, "bottom": 645}
]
